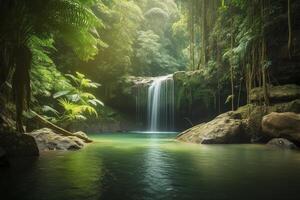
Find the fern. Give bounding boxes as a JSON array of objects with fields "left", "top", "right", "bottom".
[
  {"left": 59, "top": 99, "right": 98, "bottom": 121},
  {"left": 0, "top": 0, "right": 104, "bottom": 131}
]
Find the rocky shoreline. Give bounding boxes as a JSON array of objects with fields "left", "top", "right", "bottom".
[
  {"left": 27, "top": 128, "right": 91, "bottom": 151},
  {"left": 0, "top": 128, "right": 92, "bottom": 162},
  {"left": 177, "top": 84, "right": 300, "bottom": 150}
]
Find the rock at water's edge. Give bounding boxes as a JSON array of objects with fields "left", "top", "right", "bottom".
[
  {"left": 267, "top": 138, "right": 298, "bottom": 150},
  {"left": 177, "top": 112, "right": 250, "bottom": 144},
  {"left": 262, "top": 112, "right": 300, "bottom": 142},
  {"left": 27, "top": 128, "right": 88, "bottom": 151},
  {"left": 73, "top": 131, "right": 90, "bottom": 141},
  {"left": 0, "top": 132, "right": 39, "bottom": 156}
]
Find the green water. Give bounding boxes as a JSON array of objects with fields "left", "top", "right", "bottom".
[{"left": 1, "top": 133, "right": 300, "bottom": 200}]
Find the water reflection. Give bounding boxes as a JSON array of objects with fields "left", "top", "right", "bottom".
[
  {"left": 1, "top": 133, "right": 300, "bottom": 200},
  {"left": 142, "top": 135, "right": 174, "bottom": 199}
]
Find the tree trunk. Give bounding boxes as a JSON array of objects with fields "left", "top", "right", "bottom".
[
  {"left": 288, "top": 0, "right": 292, "bottom": 59},
  {"left": 230, "top": 17, "right": 234, "bottom": 111},
  {"left": 261, "top": 0, "right": 269, "bottom": 106},
  {"left": 189, "top": 1, "right": 195, "bottom": 70},
  {"left": 201, "top": 0, "right": 207, "bottom": 67}
]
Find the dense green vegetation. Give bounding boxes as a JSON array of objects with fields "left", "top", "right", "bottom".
[
  {"left": 1, "top": 2, "right": 300, "bottom": 199},
  {"left": 0, "top": 0, "right": 298, "bottom": 132}
]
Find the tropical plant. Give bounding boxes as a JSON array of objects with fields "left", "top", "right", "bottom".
[
  {"left": 46, "top": 72, "right": 104, "bottom": 124},
  {"left": 58, "top": 99, "right": 98, "bottom": 121},
  {"left": 0, "top": 0, "right": 104, "bottom": 132}
]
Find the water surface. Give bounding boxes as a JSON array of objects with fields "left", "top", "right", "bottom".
[{"left": 1, "top": 132, "right": 300, "bottom": 200}]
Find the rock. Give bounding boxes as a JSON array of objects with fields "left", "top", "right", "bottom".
[
  {"left": 250, "top": 84, "right": 300, "bottom": 103},
  {"left": 0, "top": 147, "right": 9, "bottom": 167},
  {"left": 262, "top": 112, "right": 300, "bottom": 142},
  {"left": 27, "top": 128, "right": 87, "bottom": 151},
  {"left": 177, "top": 112, "right": 250, "bottom": 144},
  {"left": 233, "top": 100, "right": 300, "bottom": 143},
  {"left": 0, "top": 132, "right": 39, "bottom": 156},
  {"left": 73, "top": 131, "right": 90, "bottom": 140},
  {"left": 267, "top": 138, "right": 298, "bottom": 150}
]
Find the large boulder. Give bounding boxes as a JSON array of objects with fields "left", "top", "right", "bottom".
[
  {"left": 267, "top": 138, "right": 298, "bottom": 150},
  {"left": 177, "top": 112, "right": 250, "bottom": 144},
  {"left": 233, "top": 100, "right": 300, "bottom": 143},
  {"left": 250, "top": 84, "right": 300, "bottom": 103},
  {"left": 27, "top": 128, "right": 87, "bottom": 151},
  {"left": 262, "top": 112, "right": 300, "bottom": 142},
  {"left": 0, "top": 132, "right": 39, "bottom": 156}
]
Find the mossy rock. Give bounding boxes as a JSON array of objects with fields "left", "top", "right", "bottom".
[
  {"left": 250, "top": 84, "right": 300, "bottom": 103},
  {"left": 177, "top": 112, "right": 250, "bottom": 144}
]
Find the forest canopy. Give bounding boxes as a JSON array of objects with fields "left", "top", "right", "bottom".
[{"left": 0, "top": 0, "right": 298, "bottom": 132}]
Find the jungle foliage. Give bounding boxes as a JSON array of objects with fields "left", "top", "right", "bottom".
[
  {"left": 182, "top": 0, "right": 298, "bottom": 112},
  {"left": 0, "top": 0, "right": 298, "bottom": 131}
]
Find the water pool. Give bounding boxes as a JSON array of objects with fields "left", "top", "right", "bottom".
[{"left": 1, "top": 132, "right": 300, "bottom": 200}]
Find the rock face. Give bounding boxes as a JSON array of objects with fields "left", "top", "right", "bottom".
[
  {"left": 250, "top": 84, "right": 300, "bottom": 103},
  {"left": 0, "top": 132, "right": 39, "bottom": 156},
  {"left": 27, "top": 128, "right": 88, "bottom": 151},
  {"left": 262, "top": 112, "right": 300, "bottom": 142},
  {"left": 177, "top": 112, "right": 250, "bottom": 144},
  {"left": 111, "top": 71, "right": 224, "bottom": 131},
  {"left": 233, "top": 99, "right": 300, "bottom": 143},
  {"left": 267, "top": 138, "right": 298, "bottom": 150},
  {"left": 173, "top": 70, "right": 221, "bottom": 129},
  {"left": 177, "top": 98, "right": 300, "bottom": 145}
]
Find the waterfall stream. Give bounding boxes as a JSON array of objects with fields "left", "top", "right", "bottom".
[{"left": 147, "top": 75, "right": 174, "bottom": 132}]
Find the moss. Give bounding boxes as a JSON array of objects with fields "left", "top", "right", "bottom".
[{"left": 233, "top": 99, "right": 300, "bottom": 142}]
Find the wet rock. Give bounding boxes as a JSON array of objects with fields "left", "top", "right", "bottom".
[
  {"left": 177, "top": 112, "right": 250, "bottom": 144},
  {"left": 267, "top": 138, "right": 298, "bottom": 150},
  {"left": 250, "top": 84, "right": 300, "bottom": 103},
  {"left": 27, "top": 128, "right": 87, "bottom": 151},
  {"left": 262, "top": 112, "right": 300, "bottom": 142},
  {"left": 0, "top": 132, "right": 39, "bottom": 156}
]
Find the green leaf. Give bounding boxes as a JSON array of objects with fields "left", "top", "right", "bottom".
[
  {"left": 42, "top": 105, "right": 59, "bottom": 115},
  {"left": 225, "top": 95, "right": 234, "bottom": 104},
  {"left": 53, "top": 90, "right": 70, "bottom": 99}
]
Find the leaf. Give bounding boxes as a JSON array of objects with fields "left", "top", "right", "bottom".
[
  {"left": 88, "top": 99, "right": 104, "bottom": 106},
  {"left": 88, "top": 99, "right": 97, "bottom": 106},
  {"left": 93, "top": 99, "right": 104, "bottom": 106},
  {"left": 66, "top": 74, "right": 80, "bottom": 84},
  {"left": 80, "top": 92, "right": 96, "bottom": 99},
  {"left": 53, "top": 90, "right": 70, "bottom": 99},
  {"left": 225, "top": 95, "right": 234, "bottom": 104},
  {"left": 76, "top": 72, "right": 85, "bottom": 79},
  {"left": 72, "top": 114, "right": 87, "bottom": 120},
  {"left": 42, "top": 105, "right": 59, "bottom": 115},
  {"left": 58, "top": 99, "right": 98, "bottom": 119},
  {"left": 69, "top": 94, "right": 81, "bottom": 102},
  {"left": 89, "top": 82, "right": 101, "bottom": 88}
]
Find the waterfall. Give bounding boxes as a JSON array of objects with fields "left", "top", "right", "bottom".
[{"left": 147, "top": 75, "right": 174, "bottom": 132}]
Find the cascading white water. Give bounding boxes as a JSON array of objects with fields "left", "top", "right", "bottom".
[{"left": 147, "top": 75, "right": 174, "bottom": 132}]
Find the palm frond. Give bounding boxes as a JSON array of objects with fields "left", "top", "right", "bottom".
[
  {"left": 53, "top": 90, "right": 70, "bottom": 99},
  {"left": 42, "top": 105, "right": 59, "bottom": 115}
]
